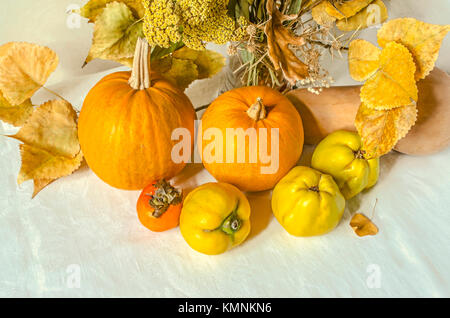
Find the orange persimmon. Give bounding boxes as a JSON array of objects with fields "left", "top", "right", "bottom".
[{"left": 136, "top": 180, "right": 183, "bottom": 232}]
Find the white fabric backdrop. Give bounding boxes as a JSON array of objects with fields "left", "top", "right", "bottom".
[{"left": 0, "top": 0, "right": 449, "bottom": 297}]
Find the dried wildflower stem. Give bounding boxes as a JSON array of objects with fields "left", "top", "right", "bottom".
[{"left": 308, "top": 39, "right": 349, "bottom": 50}]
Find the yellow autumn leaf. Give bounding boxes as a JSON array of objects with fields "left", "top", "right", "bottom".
[
  {"left": 265, "top": 0, "right": 309, "bottom": 85},
  {"left": 85, "top": 2, "right": 143, "bottom": 66},
  {"left": 360, "top": 42, "right": 418, "bottom": 110},
  {"left": 312, "top": 1, "right": 336, "bottom": 27},
  {"left": 350, "top": 213, "right": 378, "bottom": 237},
  {"left": 172, "top": 47, "right": 226, "bottom": 79},
  {"left": 355, "top": 102, "right": 417, "bottom": 158},
  {"left": 348, "top": 39, "right": 381, "bottom": 82},
  {"left": 325, "top": 0, "right": 373, "bottom": 20},
  {"left": 32, "top": 178, "right": 55, "bottom": 199},
  {"left": 0, "top": 42, "right": 58, "bottom": 106},
  {"left": 0, "top": 91, "right": 33, "bottom": 127},
  {"left": 18, "top": 144, "right": 83, "bottom": 186},
  {"left": 377, "top": 18, "right": 450, "bottom": 80},
  {"left": 10, "top": 99, "right": 83, "bottom": 197},
  {"left": 80, "top": 0, "right": 145, "bottom": 22},
  {"left": 337, "top": 0, "right": 388, "bottom": 31},
  {"left": 11, "top": 100, "right": 80, "bottom": 157},
  {"left": 152, "top": 57, "right": 199, "bottom": 91}
]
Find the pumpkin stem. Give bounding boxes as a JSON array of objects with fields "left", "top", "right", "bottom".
[
  {"left": 246, "top": 97, "right": 267, "bottom": 121},
  {"left": 129, "top": 37, "right": 151, "bottom": 90}
]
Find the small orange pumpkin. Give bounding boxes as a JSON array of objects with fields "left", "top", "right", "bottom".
[
  {"left": 199, "top": 86, "right": 304, "bottom": 192},
  {"left": 78, "top": 38, "right": 195, "bottom": 190}
]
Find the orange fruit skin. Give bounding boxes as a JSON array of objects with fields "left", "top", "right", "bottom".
[
  {"left": 136, "top": 182, "right": 182, "bottom": 232},
  {"left": 78, "top": 71, "right": 195, "bottom": 190}
]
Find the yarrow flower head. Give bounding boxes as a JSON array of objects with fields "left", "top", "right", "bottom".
[
  {"left": 143, "top": 0, "right": 181, "bottom": 48},
  {"left": 143, "top": 0, "right": 247, "bottom": 50}
]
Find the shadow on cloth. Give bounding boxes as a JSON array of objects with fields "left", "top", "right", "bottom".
[{"left": 246, "top": 190, "right": 273, "bottom": 241}]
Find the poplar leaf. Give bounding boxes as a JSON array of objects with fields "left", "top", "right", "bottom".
[
  {"left": 0, "top": 91, "right": 33, "bottom": 127},
  {"left": 348, "top": 39, "right": 381, "bottom": 82},
  {"left": 312, "top": 1, "right": 336, "bottom": 27},
  {"left": 325, "top": 0, "right": 373, "bottom": 20},
  {"left": 337, "top": 0, "right": 388, "bottom": 31},
  {"left": 11, "top": 99, "right": 83, "bottom": 197},
  {"left": 80, "top": 0, "right": 145, "bottom": 22},
  {"left": 11, "top": 100, "right": 80, "bottom": 157},
  {"left": 355, "top": 102, "right": 417, "bottom": 158},
  {"left": 0, "top": 42, "right": 58, "bottom": 106},
  {"left": 85, "top": 2, "right": 144, "bottom": 66},
  {"left": 152, "top": 57, "right": 199, "bottom": 91},
  {"left": 360, "top": 42, "right": 418, "bottom": 110},
  {"left": 172, "top": 47, "right": 226, "bottom": 79},
  {"left": 377, "top": 18, "right": 450, "bottom": 80}
]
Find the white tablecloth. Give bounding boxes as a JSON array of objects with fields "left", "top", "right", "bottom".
[{"left": 0, "top": 0, "right": 449, "bottom": 297}]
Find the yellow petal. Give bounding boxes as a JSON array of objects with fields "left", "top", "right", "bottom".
[
  {"left": 80, "top": 0, "right": 145, "bottom": 22},
  {"left": 0, "top": 90, "right": 33, "bottom": 127},
  {"left": 348, "top": 39, "right": 381, "bottom": 82},
  {"left": 325, "top": 0, "right": 373, "bottom": 20},
  {"left": 11, "top": 99, "right": 80, "bottom": 158},
  {"left": 377, "top": 18, "right": 450, "bottom": 80},
  {"left": 337, "top": 0, "right": 388, "bottom": 31},
  {"left": 0, "top": 42, "right": 58, "bottom": 105},
  {"left": 355, "top": 102, "right": 417, "bottom": 158},
  {"left": 85, "top": 2, "right": 143, "bottom": 65},
  {"left": 360, "top": 42, "right": 418, "bottom": 110},
  {"left": 350, "top": 213, "right": 378, "bottom": 237}
]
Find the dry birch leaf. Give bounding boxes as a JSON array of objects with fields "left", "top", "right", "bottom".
[
  {"left": 337, "top": 0, "right": 388, "bottom": 31},
  {"left": 11, "top": 100, "right": 80, "bottom": 157},
  {"left": 377, "top": 18, "right": 450, "bottom": 80},
  {"left": 32, "top": 178, "right": 55, "bottom": 199},
  {"left": 312, "top": 1, "right": 336, "bottom": 27},
  {"left": 0, "top": 42, "right": 58, "bottom": 106},
  {"left": 80, "top": 0, "right": 145, "bottom": 22},
  {"left": 0, "top": 91, "right": 33, "bottom": 127},
  {"left": 355, "top": 102, "right": 417, "bottom": 158},
  {"left": 360, "top": 42, "right": 418, "bottom": 110},
  {"left": 265, "top": 0, "right": 308, "bottom": 85},
  {"left": 85, "top": 2, "right": 143, "bottom": 66},
  {"left": 350, "top": 213, "right": 378, "bottom": 237},
  {"left": 18, "top": 144, "right": 83, "bottom": 187},
  {"left": 11, "top": 99, "right": 83, "bottom": 197},
  {"left": 172, "top": 47, "right": 226, "bottom": 80},
  {"left": 152, "top": 57, "right": 199, "bottom": 91},
  {"left": 348, "top": 39, "right": 381, "bottom": 82},
  {"left": 325, "top": 0, "right": 373, "bottom": 20},
  {"left": 150, "top": 48, "right": 225, "bottom": 90}
]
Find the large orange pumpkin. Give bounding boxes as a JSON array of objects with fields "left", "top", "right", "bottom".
[
  {"left": 78, "top": 38, "right": 195, "bottom": 190},
  {"left": 199, "top": 86, "right": 304, "bottom": 192}
]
